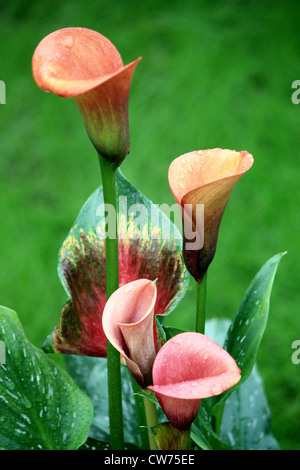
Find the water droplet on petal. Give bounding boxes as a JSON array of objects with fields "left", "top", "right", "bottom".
[
  {"left": 211, "top": 384, "right": 222, "bottom": 395},
  {"left": 62, "top": 35, "right": 74, "bottom": 48}
]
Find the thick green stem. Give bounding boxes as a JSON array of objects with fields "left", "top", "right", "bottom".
[
  {"left": 212, "top": 402, "right": 225, "bottom": 436},
  {"left": 195, "top": 271, "right": 207, "bottom": 334},
  {"left": 130, "top": 378, "right": 150, "bottom": 449},
  {"left": 98, "top": 156, "right": 124, "bottom": 450},
  {"left": 143, "top": 396, "right": 159, "bottom": 450}
]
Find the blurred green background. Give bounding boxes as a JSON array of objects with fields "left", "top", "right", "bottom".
[{"left": 0, "top": 0, "right": 299, "bottom": 449}]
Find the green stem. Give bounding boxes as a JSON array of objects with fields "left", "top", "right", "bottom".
[
  {"left": 143, "top": 396, "right": 159, "bottom": 450},
  {"left": 195, "top": 271, "right": 207, "bottom": 334},
  {"left": 212, "top": 402, "right": 225, "bottom": 436},
  {"left": 98, "top": 156, "right": 124, "bottom": 450},
  {"left": 130, "top": 378, "right": 150, "bottom": 450}
]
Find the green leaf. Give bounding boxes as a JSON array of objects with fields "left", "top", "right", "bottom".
[
  {"left": 0, "top": 306, "right": 93, "bottom": 450},
  {"left": 46, "top": 169, "right": 189, "bottom": 356},
  {"left": 161, "top": 324, "right": 188, "bottom": 341},
  {"left": 209, "top": 252, "right": 285, "bottom": 406},
  {"left": 79, "top": 437, "right": 111, "bottom": 450},
  {"left": 191, "top": 404, "right": 231, "bottom": 450},
  {"left": 220, "top": 365, "right": 279, "bottom": 450},
  {"left": 203, "top": 318, "right": 279, "bottom": 450},
  {"left": 65, "top": 355, "right": 142, "bottom": 447},
  {"left": 225, "top": 253, "right": 285, "bottom": 386},
  {"left": 190, "top": 428, "right": 212, "bottom": 450},
  {"left": 79, "top": 437, "right": 139, "bottom": 450},
  {"left": 204, "top": 317, "right": 232, "bottom": 346}
]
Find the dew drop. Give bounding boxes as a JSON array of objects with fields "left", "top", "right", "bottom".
[
  {"left": 6, "top": 381, "right": 15, "bottom": 391},
  {"left": 62, "top": 35, "right": 74, "bottom": 48},
  {"left": 23, "top": 399, "right": 32, "bottom": 409},
  {"left": 211, "top": 384, "right": 222, "bottom": 395}
]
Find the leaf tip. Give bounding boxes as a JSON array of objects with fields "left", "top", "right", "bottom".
[{"left": 42, "top": 331, "right": 57, "bottom": 354}]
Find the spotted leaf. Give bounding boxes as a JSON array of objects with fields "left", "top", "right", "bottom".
[
  {"left": 44, "top": 170, "right": 189, "bottom": 356},
  {"left": 0, "top": 306, "right": 93, "bottom": 450}
]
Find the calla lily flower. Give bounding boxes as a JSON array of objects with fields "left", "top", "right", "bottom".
[
  {"left": 168, "top": 149, "right": 254, "bottom": 282},
  {"left": 32, "top": 27, "right": 141, "bottom": 167},
  {"left": 102, "top": 279, "right": 157, "bottom": 388},
  {"left": 148, "top": 332, "right": 241, "bottom": 432}
]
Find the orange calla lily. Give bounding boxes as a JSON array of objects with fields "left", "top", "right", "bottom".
[
  {"left": 168, "top": 148, "right": 254, "bottom": 282},
  {"left": 102, "top": 279, "right": 157, "bottom": 388},
  {"left": 148, "top": 332, "right": 241, "bottom": 432},
  {"left": 32, "top": 27, "right": 141, "bottom": 167}
]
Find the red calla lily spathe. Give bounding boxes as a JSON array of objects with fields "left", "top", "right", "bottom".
[
  {"left": 148, "top": 332, "right": 241, "bottom": 432},
  {"left": 32, "top": 27, "right": 141, "bottom": 167},
  {"left": 168, "top": 148, "right": 254, "bottom": 282}
]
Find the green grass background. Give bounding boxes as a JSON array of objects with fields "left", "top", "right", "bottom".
[{"left": 0, "top": 0, "right": 299, "bottom": 450}]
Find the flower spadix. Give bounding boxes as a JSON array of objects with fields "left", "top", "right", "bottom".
[
  {"left": 168, "top": 149, "right": 254, "bottom": 282},
  {"left": 102, "top": 279, "right": 157, "bottom": 388},
  {"left": 148, "top": 332, "right": 241, "bottom": 432},
  {"left": 32, "top": 27, "right": 141, "bottom": 167}
]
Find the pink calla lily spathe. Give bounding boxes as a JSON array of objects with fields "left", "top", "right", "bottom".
[
  {"left": 32, "top": 27, "right": 141, "bottom": 167},
  {"left": 148, "top": 332, "right": 241, "bottom": 432},
  {"left": 102, "top": 279, "right": 157, "bottom": 388},
  {"left": 168, "top": 148, "right": 254, "bottom": 282}
]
